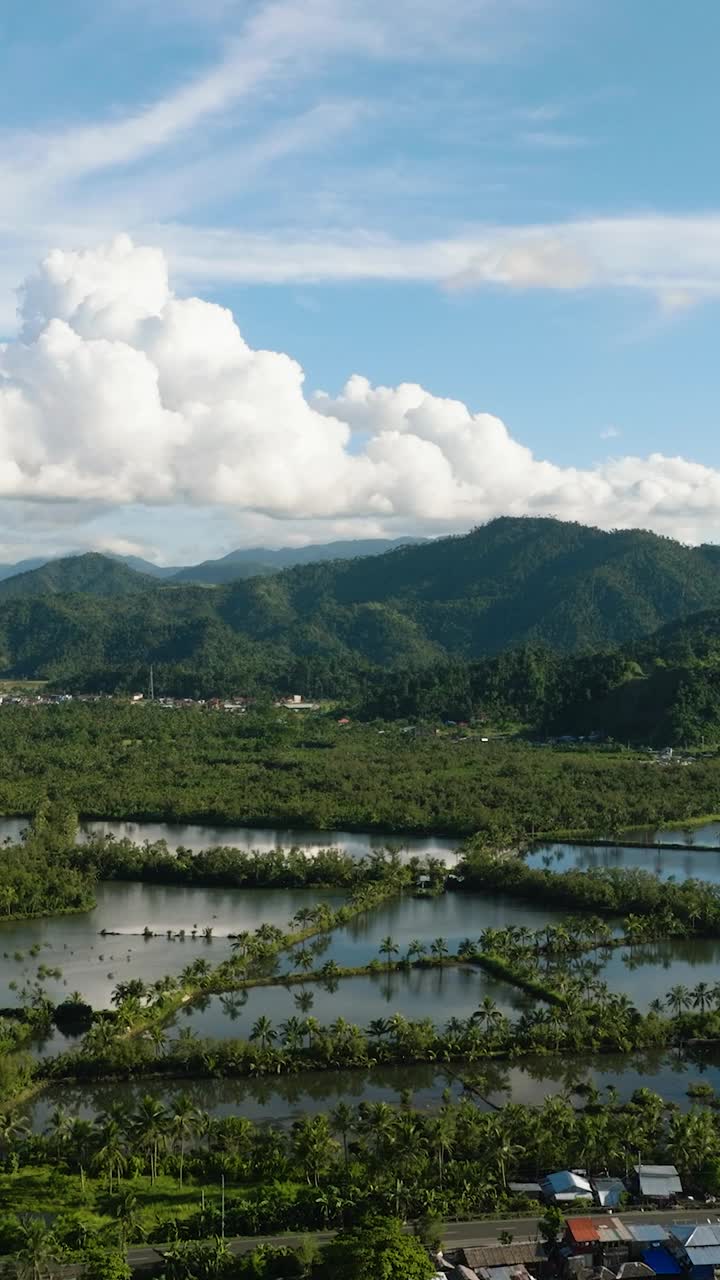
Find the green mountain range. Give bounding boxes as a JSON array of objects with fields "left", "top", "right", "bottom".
[{"left": 0, "top": 518, "right": 719, "bottom": 715}]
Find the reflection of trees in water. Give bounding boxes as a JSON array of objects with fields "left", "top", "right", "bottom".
[
  {"left": 219, "top": 991, "right": 248, "bottom": 1020},
  {"left": 294, "top": 989, "right": 314, "bottom": 1013}
]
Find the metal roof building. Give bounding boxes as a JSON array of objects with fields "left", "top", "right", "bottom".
[
  {"left": 542, "top": 1170, "right": 593, "bottom": 1202},
  {"left": 627, "top": 1225, "right": 670, "bottom": 1245},
  {"left": 634, "top": 1164, "right": 683, "bottom": 1199}
]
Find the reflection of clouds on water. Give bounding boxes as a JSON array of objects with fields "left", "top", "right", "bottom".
[{"left": 76, "top": 820, "right": 461, "bottom": 866}]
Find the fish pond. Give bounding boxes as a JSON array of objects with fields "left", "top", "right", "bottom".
[
  {"left": 0, "top": 882, "right": 345, "bottom": 1011},
  {"left": 19, "top": 1048, "right": 720, "bottom": 1132},
  {"left": 165, "top": 963, "right": 532, "bottom": 1044}
]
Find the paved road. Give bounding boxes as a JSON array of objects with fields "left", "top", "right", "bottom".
[
  {"left": 17, "top": 1207, "right": 720, "bottom": 1276},
  {"left": 122, "top": 1207, "right": 720, "bottom": 1268}
]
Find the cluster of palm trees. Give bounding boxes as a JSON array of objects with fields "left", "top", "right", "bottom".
[
  {"left": 2, "top": 1096, "right": 202, "bottom": 1219},
  {"left": 664, "top": 982, "right": 720, "bottom": 1016},
  {"left": 377, "top": 936, "right": 451, "bottom": 969},
  {"left": 7, "top": 1083, "right": 720, "bottom": 1256}
]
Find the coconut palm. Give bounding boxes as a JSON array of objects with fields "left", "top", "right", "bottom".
[
  {"left": 132, "top": 1095, "right": 170, "bottom": 1185},
  {"left": 329, "top": 1102, "right": 355, "bottom": 1170},
  {"left": 378, "top": 936, "right": 400, "bottom": 971},
  {"left": 666, "top": 984, "right": 691, "bottom": 1016},
  {"left": 15, "top": 1218, "right": 57, "bottom": 1280},
  {"left": 170, "top": 1093, "right": 204, "bottom": 1188},
  {"left": 249, "top": 1015, "right": 277, "bottom": 1051},
  {"left": 692, "top": 981, "right": 712, "bottom": 1014},
  {"left": 94, "top": 1122, "right": 128, "bottom": 1193}
]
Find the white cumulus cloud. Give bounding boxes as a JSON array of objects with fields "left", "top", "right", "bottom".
[{"left": 2, "top": 235, "right": 720, "bottom": 545}]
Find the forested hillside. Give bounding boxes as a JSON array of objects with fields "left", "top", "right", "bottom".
[
  {"left": 0, "top": 553, "right": 153, "bottom": 599},
  {"left": 1, "top": 519, "right": 720, "bottom": 727},
  {"left": 359, "top": 610, "right": 720, "bottom": 744}
]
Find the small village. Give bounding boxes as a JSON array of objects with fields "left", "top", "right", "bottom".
[{"left": 436, "top": 1164, "right": 720, "bottom": 1280}]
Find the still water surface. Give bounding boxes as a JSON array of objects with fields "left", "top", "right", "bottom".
[
  {"left": 20, "top": 1049, "right": 720, "bottom": 1132},
  {"left": 0, "top": 882, "right": 344, "bottom": 1010},
  {"left": 81, "top": 821, "right": 460, "bottom": 865},
  {"left": 527, "top": 841, "right": 720, "bottom": 883},
  {"left": 167, "top": 964, "right": 532, "bottom": 1042}
]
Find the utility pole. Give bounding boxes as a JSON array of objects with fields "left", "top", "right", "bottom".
[
  {"left": 221, "top": 1173, "right": 225, "bottom": 1239},
  {"left": 149, "top": 665, "right": 154, "bottom": 701}
]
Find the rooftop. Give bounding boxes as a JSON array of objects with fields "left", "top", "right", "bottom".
[
  {"left": 567, "top": 1219, "right": 600, "bottom": 1244},
  {"left": 461, "top": 1244, "right": 546, "bottom": 1271},
  {"left": 635, "top": 1165, "right": 683, "bottom": 1198},
  {"left": 627, "top": 1225, "right": 670, "bottom": 1244}
]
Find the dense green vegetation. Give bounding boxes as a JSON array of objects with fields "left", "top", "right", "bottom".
[
  {"left": 0, "top": 703, "right": 718, "bottom": 837},
  {"left": 4, "top": 1083, "right": 720, "bottom": 1271},
  {"left": 0, "top": 555, "right": 153, "bottom": 601},
  {"left": 3, "top": 517, "right": 720, "bottom": 695},
  {"left": 0, "top": 798, "right": 92, "bottom": 921}
]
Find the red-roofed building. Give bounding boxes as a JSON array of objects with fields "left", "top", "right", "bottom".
[{"left": 566, "top": 1219, "right": 600, "bottom": 1248}]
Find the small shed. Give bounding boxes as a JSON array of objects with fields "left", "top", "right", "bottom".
[
  {"left": 509, "top": 1181, "right": 544, "bottom": 1201},
  {"left": 633, "top": 1164, "right": 683, "bottom": 1200},
  {"left": 593, "top": 1177, "right": 626, "bottom": 1209},
  {"left": 543, "top": 1170, "right": 593, "bottom": 1203},
  {"left": 461, "top": 1244, "right": 547, "bottom": 1273}
]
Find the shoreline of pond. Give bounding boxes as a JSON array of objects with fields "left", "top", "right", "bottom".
[
  {"left": 2, "top": 810, "right": 720, "bottom": 847},
  {"left": 19, "top": 1044, "right": 720, "bottom": 1131}
]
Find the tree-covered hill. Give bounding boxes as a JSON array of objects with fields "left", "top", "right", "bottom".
[
  {"left": 359, "top": 609, "right": 720, "bottom": 744},
  {"left": 0, "top": 552, "right": 153, "bottom": 599},
  {"left": 1, "top": 519, "right": 720, "bottom": 710}
]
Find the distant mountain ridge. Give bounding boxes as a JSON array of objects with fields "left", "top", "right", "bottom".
[
  {"left": 0, "top": 518, "right": 720, "bottom": 696},
  {"left": 0, "top": 536, "right": 425, "bottom": 587}
]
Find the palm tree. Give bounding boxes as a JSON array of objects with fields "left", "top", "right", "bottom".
[
  {"left": 330, "top": 1102, "right": 355, "bottom": 1170},
  {"left": 666, "top": 984, "right": 691, "bottom": 1016},
  {"left": 365, "top": 1017, "right": 391, "bottom": 1041},
  {"left": 15, "top": 1218, "right": 57, "bottom": 1280},
  {"left": 112, "top": 1189, "right": 142, "bottom": 1248},
  {"left": 279, "top": 1016, "right": 305, "bottom": 1052},
  {"left": 231, "top": 931, "right": 250, "bottom": 959},
  {"left": 145, "top": 1026, "right": 167, "bottom": 1058},
  {"left": 250, "top": 1015, "right": 277, "bottom": 1051},
  {"left": 67, "top": 1117, "right": 94, "bottom": 1194},
  {"left": 132, "top": 1095, "right": 169, "bottom": 1185},
  {"left": 94, "top": 1121, "right": 128, "bottom": 1193},
  {"left": 430, "top": 1111, "right": 455, "bottom": 1186},
  {"left": 692, "top": 982, "right": 712, "bottom": 1014},
  {"left": 0, "top": 1111, "right": 28, "bottom": 1165},
  {"left": 291, "top": 1115, "right": 338, "bottom": 1187},
  {"left": 473, "top": 996, "right": 502, "bottom": 1035},
  {"left": 406, "top": 939, "right": 427, "bottom": 964},
  {"left": 170, "top": 1093, "right": 204, "bottom": 1188},
  {"left": 378, "top": 936, "right": 399, "bottom": 971},
  {"left": 430, "top": 937, "right": 449, "bottom": 964}
]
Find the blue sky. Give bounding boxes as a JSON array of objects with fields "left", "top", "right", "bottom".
[{"left": 0, "top": 0, "right": 720, "bottom": 563}]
